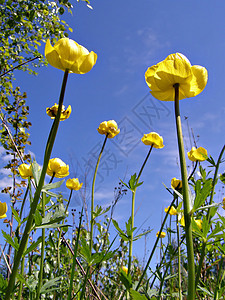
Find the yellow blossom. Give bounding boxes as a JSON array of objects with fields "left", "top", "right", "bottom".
[
  {"left": 66, "top": 178, "right": 83, "bottom": 191},
  {"left": 97, "top": 120, "right": 120, "bottom": 138},
  {"left": 180, "top": 216, "right": 202, "bottom": 230},
  {"left": 47, "top": 158, "right": 69, "bottom": 178},
  {"left": 18, "top": 163, "right": 33, "bottom": 179},
  {"left": 156, "top": 231, "right": 166, "bottom": 238},
  {"left": 145, "top": 53, "right": 208, "bottom": 101},
  {"left": 171, "top": 177, "right": 182, "bottom": 190},
  {"left": 141, "top": 132, "right": 164, "bottom": 149},
  {"left": 122, "top": 266, "right": 128, "bottom": 274},
  {"left": 222, "top": 197, "right": 225, "bottom": 210},
  {"left": 164, "top": 206, "right": 177, "bottom": 215},
  {"left": 187, "top": 147, "right": 208, "bottom": 162},
  {"left": 45, "top": 38, "right": 97, "bottom": 74},
  {"left": 0, "top": 202, "right": 7, "bottom": 219},
  {"left": 46, "top": 103, "right": 71, "bottom": 121}
]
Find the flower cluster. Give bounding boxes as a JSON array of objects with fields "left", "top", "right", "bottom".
[
  {"left": 46, "top": 103, "right": 72, "bottom": 121},
  {"left": 97, "top": 120, "right": 120, "bottom": 138}
]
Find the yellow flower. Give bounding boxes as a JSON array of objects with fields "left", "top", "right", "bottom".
[
  {"left": 47, "top": 158, "right": 69, "bottom": 178},
  {"left": 222, "top": 197, "right": 225, "bottom": 210},
  {"left": 97, "top": 120, "right": 120, "bottom": 138},
  {"left": 45, "top": 38, "right": 97, "bottom": 74},
  {"left": 145, "top": 53, "right": 208, "bottom": 101},
  {"left": 18, "top": 164, "right": 33, "bottom": 179},
  {"left": 164, "top": 206, "right": 177, "bottom": 215},
  {"left": 46, "top": 103, "right": 72, "bottom": 121},
  {"left": 187, "top": 147, "right": 208, "bottom": 162},
  {"left": 156, "top": 231, "right": 166, "bottom": 238},
  {"left": 180, "top": 216, "right": 202, "bottom": 230},
  {"left": 66, "top": 178, "right": 83, "bottom": 191},
  {"left": 171, "top": 177, "right": 182, "bottom": 190},
  {"left": 122, "top": 266, "right": 128, "bottom": 274},
  {"left": 0, "top": 202, "right": 7, "bottom": 219},
  {"left": 141, "top": 132, "right": 164, "bottom": 149}
]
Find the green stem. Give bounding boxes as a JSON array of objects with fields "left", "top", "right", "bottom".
[
  {"left": 128, "top": 146, "right": 153, "bottom": 274},
  {"left": 174, "top": 83, "right": 195, "bottom": 300},
  {"left": 213, "top": 255, "right": 224, "bottom": 300},
  {"left": 176, "top": 196, "right": 182, "bottom": 299},
  {"left": 5, "top": 69, "right": 69, "bottom": 300},
  {"left": 90, "top": 134, "right": 108, "bottom": 251}
]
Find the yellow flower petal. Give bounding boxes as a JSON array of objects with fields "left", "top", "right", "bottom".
[
  {"left": 66, "top": 178, "right": 83, "bottom": 191},
  {"left": 141, "top": 132, "right": 164, "bottom": 149},
  {"left": 0, "top": 202, "right": 7, "bottom": 219},
  {"left": 46, "top": 103, "right": 71, "bottom": 121},
  {"left": 187, "top": 147, "right": 208, "bottom": 162},
  {"left": 18, "top": 164, "right": 33, "bottom": 179},
  {"left": 47, "top": 158, "right": 69, "bottom": 178},
  {"left": 171, "top": 178, "right": 182, "bottom": 190},
  {"left": 164, "top": 206, "right": 177, "bottom": 215},
  {"left": 156, "top": 231, "right": 166, "bottom": 238},
  {"left": 97, "top": 120, "right": 120, "bottom": 138}
]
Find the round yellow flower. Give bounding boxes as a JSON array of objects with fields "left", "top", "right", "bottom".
[
  {"left": 164, "top": 206, "right": 177, "bottom": 215},
  {"left": 0, "top": 202, "right": 7, "bottom": 219},
  {"left": 97, "top": 120, "right": 120, "bottom": 138},
  {"left": 141, "top": 132, "right": 164, "bottom": 149},
  {"left": 156, "top": 231, "right": 166, "bottom": 238},
  {"left": 187, "top": 147, "right": 208, "bottom": 162},
  {"left": 47, "top": 158, "right": 69, "bottom": 178},
  {"left": 145, "top": 53, "right": 208, "bottom": 101},
  {"left": 45, "top": 38, "right": 97, "bottom": 74},
  {"left": 46, "top": 103, "right": 72, "bottom": 121},
  {"left": 122, "top": 266, "right": 128, "bottom": 274},
  {"left": 171, "top": 178, "right": 182, "bottom": 190},
  {"left": 66, "top": 178, "right": 83, "bottom": 191},
  {"left": 18, "top": 164, "right": 33, "bottom": 179}
]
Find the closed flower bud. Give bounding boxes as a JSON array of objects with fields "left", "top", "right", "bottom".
[
  {"left": 0, "top": 202, "right": 7, "bottom": 219},
  {"left": 141, "top": 132, "right": 164, "bottom": 149},
  {"left": 171, "top": 177, "right": 182, "bottom": 190},
  {"left": 122, "top": 266, "right": 128, "bottom": 274},
  {"left": 18, "top": 163, "right": 33, "bottom": 179},
  {"left": 45, "top": 38, "right": 97, "bottom": 74},
  {"left": 97, "top": 120, "right": 120, "bottom": 138},
  {"left": 47, "top": 158, "right": 69, "bottom": 178},
  {"left": 46, "top": 103, "right": 71, "bottom": 121},
  {"left": 187, "top": 147, "right": 208, "bottom": 162},
  {"left": 156, "top": 231, "right": 166, "bottom": 238},
  {"left": 66, "top": 178, "right": 83, "bottom": 191}
]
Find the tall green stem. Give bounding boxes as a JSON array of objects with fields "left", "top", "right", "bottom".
[
  {"left": 128, "top": 146, "right": 153, "bottom": 274},
  {"left": 5, "top": 70, "right": 69, "bottom": 300},
  {"left": 174, "top": 83, "right": 195, "bottom": 300},
  {"left": 176, "top": 196, "right": 182, "bottom": 299},
  {"left": 90, "top": 134, "right": 108, "bottom": 251}
]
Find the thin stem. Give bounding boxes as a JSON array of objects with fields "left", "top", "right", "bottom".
[
  {"left": 5, "top": 69, "right": 69, "bottom": 300},
  {"left": 90, "top": 134, "right": 108, "bottom": 251},
  {"left": 176, "top": 196, "right": 182, "bottom": 299},
  {"left": 128, "top": 146, "right": 153, "bottom": 274},
  {"left": 174, "top": 83, "right": 195, "bottom": 300}
]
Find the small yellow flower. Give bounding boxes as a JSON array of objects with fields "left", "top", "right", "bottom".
[
  {"left": 97, "top": 120, "right": 120, "bottom": 138},
  {"left": 187, "top": 147, "right": 208, "bottom": 162},
  {"left": 145, "top": 53, "right": 208, "bottom": 101},
  {"left": 46, "top": 103, "right": 72, "bottom": 121},
  {"left": 156, "top": 231, "right": 166, "bottom": 238},
  {"left": 164, "top": 206, "right": 177, "bottom": 215},
  {"left": 122, "top": 266, "right": 128, "bottom": 274},
  {"left": 18, "top": 164, "right": 33, "bottom": 179},
  {"left": 47, "top": 158, "right": 69, "bottom": 178},
  {"left": 45, "top": 38, "right": 97, "bottom": 74},
  {"left": 171, "top": 178, "right": 182, "bottom": 190},
  {"left": 66, "top": 178, "right": 83, "bottom": 191},
  {"left": 222, "top": 197, "right": 225, "bottom": 210},
  {"left": 141, "top": 132, "right": 164, "bottom": 149},
  {"left": 194, "top": 219, "right": 202, "bottom": 230},
  {"left": 0, "top": 202, "right": 7, "bottom": 219}
]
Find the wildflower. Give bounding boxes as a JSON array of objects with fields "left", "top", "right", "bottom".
[
  {"left": 66, "top": 178, "right": 83, "bottom": 191},
  {"left": 164, "top": 206, "right": 177, "bottom": 215},
  {"left": 0, "top": 202, "right": 7, "bottom": 219},
  {"left": 47, "top": 158, "right": 69, "bottom": 178},
  {"left": 97, "top": 120, "right": 120, "bottom": 138},
  {"left": 187, "top": 147, "right": 208, "bottom": 162},
  {"left": 122, "top": 266, "right": 128, "bottom": 274},
  {"left": 45, "top": 38, "right": 97, "bottom": 74},
  {"left": 171, "top": 177, "right": 182, "bottom": 190},
  {"left": 180, "top": 216, "right": 202, "bottom": 230},
  {"left": 18, "top": 163, "right": 33, "bottom": 179},
  {"left": 156, "top": 231, "right": 166, "bottom": 238},
  {"left": 222, "top": 197, "right": 225, "bottom": 210},
  {"left": 145, "top": 53, "right": 208, "bottom": 101},
  {"left": 46, "top": 103, "right": 71, "bottom": 121},
  {"left": 141, "top": 132, "right": 164, "bottom": 149}
]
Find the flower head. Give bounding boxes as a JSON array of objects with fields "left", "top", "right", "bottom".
[
  {"left": 0, "top": 202, "right": 7, "bottom": 219},
  {"left": 18, "top": 164, "right": 33, "bottom": 179},
  {"left": 156, "top": 231, "right": 166, "bottom": 238},
  {"left": 122, "top": 266, "right": 128, "bottom": 274},
  {"left": 97, "top": 120, "right": 120, "bottom": 138},
  {"left": 141, "top": 132, "right": 164, "bottom": 149},
  {"left": 47, "top": 158, "right": 69, "bottom": 178},
  {"left": 222, "top": 197, "right": 225, "bottom": 210},
  {"left": 171, "top": 177, "right": 182, "bottom": 190},
  {"left": 46, "top": 103, "right": 71, "bottom": 121},
  {"left": 164, "top": 206, "right": 177, "bottom": 215},
  {"left": 187, "top": 147, "right": 208, "bottom": 162},
  {"left": 66, "top": 178, "right": 83, "bottom": 191},
  {"left": 180, "top": 216, "right": 202, "bottom": 230},
  {"left": 45, "top": 38, "right": 97, "bottom": 74},
  {"left": 145, "top": 53, "right": 208, "bottom": 101}
]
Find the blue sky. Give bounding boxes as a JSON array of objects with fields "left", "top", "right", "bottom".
[{"left": 1, "top": 0, "right": 225, "bottom": 266}]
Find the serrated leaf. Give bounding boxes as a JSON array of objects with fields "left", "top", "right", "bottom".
[
  {"left": 2, "top": 230, "right": 19, "bottom": 251},
  {"left": 23, "top": 237, "right": 42, "bottom": 256},
  {"left": 11, "top": 206, "right": 21, "bottom": 225},
  {"left": 130, "top": 289, "right": 148, "bottom": 300},
  {"left": 40, "top": 277, "right": 62, "bottom": 293}
]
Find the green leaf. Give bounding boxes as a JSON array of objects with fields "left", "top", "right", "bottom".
[
  {"left": 40, "top": 277, "right": 62, "bottom": 294},
  {"left": 129, "top": 289, "right": 148, "bottom": 300},
  {"left": 220, "top": 172, "right": 225, "bottom": 184},
  {"left": 23, "top": 236, "right": 42, "bottom": 256},
  {"left": 119, "top": 269, "right": 132, "bottom": 290},
  {"left": 11, "top": 206, "right": 21, "bottom": 225},
  {"left": 2, "top": 230, "right": 19, "bottom": 251},
  {"left": 42, "top": 180, "right": 64, "bottom": 191}
]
